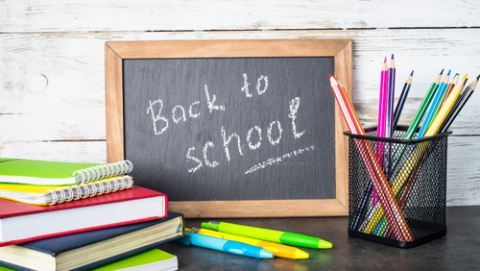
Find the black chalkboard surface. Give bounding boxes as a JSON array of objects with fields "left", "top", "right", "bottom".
[
  {"left": 123, "top": 57, "right": 335, "bottom": 201},
  {"left": 105, "top": 39, "right": 352, "bottom": 218}
]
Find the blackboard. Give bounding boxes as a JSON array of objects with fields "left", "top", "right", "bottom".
[{"left": 105, "top": 39, "right": 352, "bottom": 218}]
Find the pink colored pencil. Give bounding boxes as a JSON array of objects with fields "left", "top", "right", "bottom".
[{"left": 373, "top": 57, "right": 389, "bottom": 205}]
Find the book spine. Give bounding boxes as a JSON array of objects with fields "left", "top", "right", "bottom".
[
  {"left": 73, "top": 160, "right": 134, "bottom": 183},
  {"left": 47, "top": 176, "right": 134, "bottom": 205}
]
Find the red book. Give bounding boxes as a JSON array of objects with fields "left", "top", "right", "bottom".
[{"left": 0, "top": 185, "right": 167, "bottom": 247}]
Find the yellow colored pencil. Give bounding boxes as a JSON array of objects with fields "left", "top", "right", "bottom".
[{"left": 425, "top": 74, "right": 468, "bottom": 136}]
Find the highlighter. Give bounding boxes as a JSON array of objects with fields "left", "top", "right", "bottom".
[
  {"left": 201, "top": 221, "right": 332, "bottom": 249},
  {"left": 189, "top": 227, "right": 309, "bottom": 259}
]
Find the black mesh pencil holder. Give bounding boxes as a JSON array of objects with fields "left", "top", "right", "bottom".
[{"left": 345, "top": 125, "right": 450, "bottom": 248}]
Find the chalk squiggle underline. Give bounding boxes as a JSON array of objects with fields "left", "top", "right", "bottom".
[{"left": 244, "top": 145, "right": 315, "bottom": 175}]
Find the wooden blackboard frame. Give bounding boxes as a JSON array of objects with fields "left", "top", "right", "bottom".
[{"left": 105, "top": 39, "right": 352, "bottom": 218}]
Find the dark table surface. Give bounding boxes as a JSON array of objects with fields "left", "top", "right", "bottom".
[{"left": 158, "top": 206, "right": 480, "bottom": 271}]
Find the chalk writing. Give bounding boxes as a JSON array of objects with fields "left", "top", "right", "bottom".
[
  {"left": 147, "top": 73, "right": 314, "bottom": 175},
  {"left": 205, "top": 85, "right": 225, "bottom": 113},
  {"left": 241, "top": 73, "right": 252, "bottom": 98},
  {"left": 146, "top": 99, "right": 168, "bottom": 135},
  {"left": 247, "top": 126, "right": 262, "bottom": 150},
  {"left": 221, "top": 127, "right": 244, "bottom": 162},
  {"left": 203, "top": 141, "right": 220, "bottom": 168},
  {"left": 189, "top": 101, "right": 201, "bottom": 118},
  {"left": 257, "top": 75, "right": 268, "bottom": 95},
  {"left": 241, "top": 73, "right": 269, "bottom": 97},
  {"left": 289, "top": 97, "right": 306, "bottom": 139},
  {"left": 267, "top": 121, "right": 282, "bottom": 146},
  {"left": 147, "top": 85, "right": 223, "bottom": 135},
  {"left": 186, "top": 147, "right": 202, "bottom": 173},
  {"left": 172, "top": 105, "right": 186, "bottom": 123},
  {"left": 245, "top": 146, "right": 315, "bottom": 174}
]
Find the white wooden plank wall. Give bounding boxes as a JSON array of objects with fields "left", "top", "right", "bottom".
[{"left": 1, "top": 1, "right": 479, "bottom": 206}]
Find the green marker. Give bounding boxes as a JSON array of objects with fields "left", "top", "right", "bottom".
[{"left": 201, "top": 221, "right": 332, "bottom": 249}]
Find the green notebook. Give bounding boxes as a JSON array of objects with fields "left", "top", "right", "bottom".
[
  {"left": 92, "top": 249, "right": 178, "bottom": 271},
  {"left": 0, "top": 158, "right": 133, "bottom": 185}
]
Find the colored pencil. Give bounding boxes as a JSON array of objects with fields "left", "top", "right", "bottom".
[
  {"left": 375, "top": 142, "right": 432, "bottom": 237},
  {"left": 359, "top": 70, "right": 444, "bottom": 234},
  {"left": 372, "top": 58, "right": 389, "bottom": 206},
  {"left": 440, "top": 74, "right": 478, "bottom": 133},
  {"left": 376, "top": 74, "right": 477, "bottom": 237},
  {"left": 438, "top": 73, "right": 459, "bottom": 110},
  {"left": 382, "top": 55, "right": 396, "bottom": 181},
  {"left": 386, "top": 54, "right": 396, "bottom": 138},
  {"left": 390, "top": 69, "right": 443, "bottom": 172},
  {"left": 425, "top": 74, "right": 468, "bottom": 136},
  {"left": 392, "top": 71, "right": 414, "bottom": 131},
  {"left": 361, "top": 74, "right": 468, "bottom": 234},
  {"left": 417, "top": 70, "right": 451, "bottom": 138},
  {"left": 377, "top": 57, "right": 389, "bottom": 140},
  {"left": 335, "top": 77, "right": 364, "bottom": 134},
  {"left": 330, "top": 75, "right": 412, "bottom": 241}
]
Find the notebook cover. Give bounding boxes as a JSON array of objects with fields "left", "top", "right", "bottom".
[
  {"left": 0, "top": 213, "right": 183, "bottom": 271},
  {"left": 0, "top": 186, "right": 162, "bottom": 218},
  {"left": 90, "top": 249, "right": 177, "bottom": 271},
  {"left": 0, "top": 186, "right": 168, "bottom": 247},
  {"left": 0, "top": 158, "right": 100, "bottom": 179},
  {"left": 20, "top": 212, "right": 182, "bottom": 256},
  {"left": 0, "top": 236, "right": 182, "bottom": 271}
]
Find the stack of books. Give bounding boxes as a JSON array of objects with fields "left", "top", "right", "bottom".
[{"left": 0, "top": 158, "right": 182, "bottom": 271}]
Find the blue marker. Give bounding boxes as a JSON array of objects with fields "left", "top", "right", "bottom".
[{"left": 184, "top": 231, "right": 274, "bottom": 259}]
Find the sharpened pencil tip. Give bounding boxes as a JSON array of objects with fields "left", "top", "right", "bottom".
[
  {"left": 391, "top": 54, "right": 394, "bottom": 59},
  {"left": 476, "top": 74, "right": 480, "bottom": 81},
  {"left": 411, "top": 70, "right": 414, "bottom": 76},
  {"left": 440, "top": 69, "right": 444, "bottom": 75},
  {"left": 384, "top": 57, "right": 387, "bottom": 63},
  {"left": 463, "top": 74, "right": 468, "bottom": 80},
  {"left": 329, "top": 74, "right": 333, "bottom": 78},
  {"left": 447, "top": 70, "right": 451, "bottom": 76}
]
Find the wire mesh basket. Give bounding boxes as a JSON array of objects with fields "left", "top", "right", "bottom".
[{"left": 345, "top": 125, "right": 449, "bottom": 248}]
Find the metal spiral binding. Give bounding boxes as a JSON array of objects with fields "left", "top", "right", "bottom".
[
  {"left": 47, "top": 176, "right": 134, "bottom": 205},
  {"left": 72, "top": 160, "right": 134, "bottom": 184}
]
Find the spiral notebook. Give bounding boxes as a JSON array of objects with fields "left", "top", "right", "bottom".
[
  {"left": 0, "top": 158, "right": 133, "bottom": 185},
  {"left": 0, "top": 176, "right": 134, "bottom": 205}
]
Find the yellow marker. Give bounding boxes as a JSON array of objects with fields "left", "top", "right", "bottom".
[{"left": 186, "top": 228, "right": 309, "bottom": 259}]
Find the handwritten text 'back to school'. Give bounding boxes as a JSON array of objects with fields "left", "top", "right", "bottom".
[{"left": 146, "top": 74, "right": 315, "bottom": 174}]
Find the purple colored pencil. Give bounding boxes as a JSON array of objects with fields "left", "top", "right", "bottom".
[{"left": 384, "top": 54, "right": 396, "bottom": 180}]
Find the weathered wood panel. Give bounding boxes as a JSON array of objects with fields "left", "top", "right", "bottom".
[
  {"left": 1, "top": 0, "right": 479, "bottom": 32},
  {"left": 2, "top": 29, "right": 479, "bottom": 142},
  {"left": 448, "top": 136, "right": 480, "bottom": 206},
  {"left": 0, "top": 141, "right": 106, "bottom": 163},
  {"left": 1, "top": 0, "right": 480, "bottom": 206}
]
